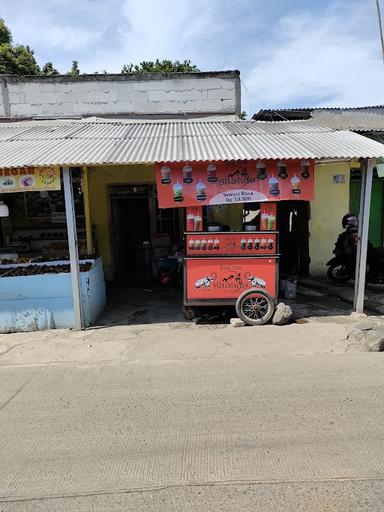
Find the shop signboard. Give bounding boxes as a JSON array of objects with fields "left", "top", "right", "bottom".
[
  {"left": 185, "top": 257, "right": 277, "bottom": 301},
  {"left": 156, "top": 160, "right": 314, "bottom": 208},
  {"left": 0, "top": 167, "right": 61, "bottom": 193}
]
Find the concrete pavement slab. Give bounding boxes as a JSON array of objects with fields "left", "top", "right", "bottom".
[{"left": 1, "top": 355, "right": 384, "bottom": 510}]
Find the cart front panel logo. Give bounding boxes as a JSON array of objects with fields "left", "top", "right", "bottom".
[{"left": 186, "top": 258, "right": 277, "bottom": 301}]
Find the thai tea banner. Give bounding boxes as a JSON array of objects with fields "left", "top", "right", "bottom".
[
  {"left": 0, "top": 166, "right": 61, "bottom": 193},
  {"left": 156, "top": 160, "right": 314, "bottom": 208}
]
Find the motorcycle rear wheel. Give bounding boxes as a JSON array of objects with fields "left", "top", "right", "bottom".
[{"left": 327, "top": 263, "right": 351, "bottom": 283}]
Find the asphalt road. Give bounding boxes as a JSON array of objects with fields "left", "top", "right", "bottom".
[{"left": 1, "top": 349, "right": 384, "bottom": 511}]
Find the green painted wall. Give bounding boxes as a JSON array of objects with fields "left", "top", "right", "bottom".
[{"left": 350, "top": 178, "right": 384, "bottom": 247}]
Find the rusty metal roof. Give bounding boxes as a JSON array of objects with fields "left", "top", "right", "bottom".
[
  {"left": 254, "top": 106, "right": 384, "bottom": 132},
  {"left": 0, "top": 118, "right": 382, "bottom": 168}
]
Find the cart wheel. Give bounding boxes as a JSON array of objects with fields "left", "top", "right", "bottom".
[
  {"left": 183, "top": 307, "right": 197, "bottom": 320},
  {"left": 235, "top": 289, "right": 275, "bottom": 326}
]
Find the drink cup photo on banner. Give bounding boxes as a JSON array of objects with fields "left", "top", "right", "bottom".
[{"left": 156, "top": 160, "right": 314, "bottom": 208}]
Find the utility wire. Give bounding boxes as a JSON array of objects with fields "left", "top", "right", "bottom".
[{"left": 376, "top": 0, "right": 384, "bottom": 63}]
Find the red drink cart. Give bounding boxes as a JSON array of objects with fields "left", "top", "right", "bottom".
[
  {"left": 156, "top": 159, "right": 314, "bottom": 325},
  {"left": 184, "top": 230, "right": 278, "bottom": 324}
]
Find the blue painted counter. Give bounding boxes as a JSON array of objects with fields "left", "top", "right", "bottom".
[{"left": 0, "top": 258, "right": 106, "bottom": 333}]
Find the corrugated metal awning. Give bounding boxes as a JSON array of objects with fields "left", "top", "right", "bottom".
[{"left": 0, "top": 118, "right": 382, "bottom": 168}]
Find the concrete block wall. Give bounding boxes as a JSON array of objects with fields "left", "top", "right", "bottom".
[{"left": 0, "top": 71, "right": 241, "bottom": 119}]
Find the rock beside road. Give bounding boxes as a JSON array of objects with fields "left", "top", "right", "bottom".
[
  {"left": 272, "top": 303, "right": 294, "bottom": 326},
  {"left": 230, "top": 318, "right": 245, "bottom": 328},
  {"left": 346, "top": 320, "right": 384, "bottom": 352}
]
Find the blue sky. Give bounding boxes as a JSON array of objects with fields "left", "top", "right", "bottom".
[{"left": 1, "top": 0, "right": 383, "bottom": 113}]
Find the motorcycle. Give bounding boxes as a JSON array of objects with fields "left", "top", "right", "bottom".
[{"left": 327, "top": 230, "right": 384, "bottom": 283}]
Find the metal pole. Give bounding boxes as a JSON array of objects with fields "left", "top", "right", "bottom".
[
  {"left": 376, "top": 0, "right": 384, "bottom": 63},
  {"left": 63, "top": 167, "right": 83, "bottom": 329},
  {"left": 353, "top": 158, "right": 375, "bottom": 313},
  {"left": 353, "top": 160, "right": 367, "bottom": 309}
]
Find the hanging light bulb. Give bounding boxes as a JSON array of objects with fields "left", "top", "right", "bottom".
[{"left": 0, "top": 201, "right": 9, "bottom": 217}]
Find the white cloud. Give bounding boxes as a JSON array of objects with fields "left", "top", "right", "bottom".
[
  {"left": 244, "top": 3, "right": 384, "bottom": 109},
  {"left": 0, "top": 0, "right": 122, "bottom": 70},
  {"left": 28, "top": 25, "right": 98, "bottom": 51},
  {"left": 1, "top": 0, "right": 383, "bottom": 109},
  {"left": 81, "top": 0, "right": 225, "bottom": 73}
]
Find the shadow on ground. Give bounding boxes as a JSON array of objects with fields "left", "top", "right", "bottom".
[
  {"left": 300, "top": 276, "right": 384, "bottom": 315},
  {"left": 97, "top": 284, "right": 185, "bottom": 327},
  {"left": 95, "top": 281, "right": 356, "bottom": 329}
]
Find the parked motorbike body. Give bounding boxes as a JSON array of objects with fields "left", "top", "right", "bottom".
[
  {"left": 326, "top": 255, "right": 355, "bottom": 283},
  {"left": 327, "top": 248, "right": 384, "bottom": 284}
]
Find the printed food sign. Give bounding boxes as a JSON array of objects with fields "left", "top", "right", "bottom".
[
  {"left": 156, "top": 160, "right": 314, "bottom": 208},
  {"left": 0, "top": 167, "right": 61, "bottom": 193},
  {"left": 185, "top": 257, "right": 277, "bottom": 301}
]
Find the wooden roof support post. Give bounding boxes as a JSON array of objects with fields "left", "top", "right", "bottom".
[
  {"left": 63, "top": 166, "right": 83, "bottom": 330},
  {"left": 353, "top": 158, "right": 375, "bottom": 313}
]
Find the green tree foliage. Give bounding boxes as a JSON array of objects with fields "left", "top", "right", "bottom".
[
  {"left": 67, "top": 60, "right": 80, "bottom": 76},
  {"left": 121, "top": 59, "right": 199, "bottom": 74},
  {"left": 0, "top": 19, "right": 11, "bottom": 45},
  {"left": 41, "top": 62, "right": 59, "bottom": 76},
  {"left": 0, "top": 19, "right": 40, "bottom": 75},
  {"left": 0, "top": 43, "right": 40, "bottom": 75}
]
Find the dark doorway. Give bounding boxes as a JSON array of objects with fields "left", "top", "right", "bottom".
[
  {"left": 278, "top": 201, "right": 310, "bottom": 276},
  {"left": 111, "top": 186, "right": 153, "bottom": 282}
]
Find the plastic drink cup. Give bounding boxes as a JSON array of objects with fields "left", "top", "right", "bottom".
[
  {"left": 267, "top": 214, "right": 276, "bottom": 230},
  {"left": 201, "top": 239, "right": 207, "bottom": 250},
  {"left": 241, "top": 238, "right": 247, "bottom": 250},
  {"left": 291, "top": 175, "right": 301, "bottom": 194},
  {"left": 188, "top": 239, "right": 195, "bottom": 250},
  {"left": 301, "top": 159, "right": 310, "bottom": 179},
  {"left": 183, "top": 164, "right": 193, "bottom": 184},
  {"left": 196, "top": 180, "right": 207, "bottom": 200},
  {"left": 256, "top": 161, "right": 267, "bottom": 180},
  {"left": 194, "top": 239, "right": 201, "bottom": 250},
  {"left": 254, "top": 238, "right": 260, "bottom": 250},
  {"left": 261, "top": 238, "right": 267, "bottom": 249},
  {"left": 277, "top": 160, "right": 288, "bottom": 179},
  {"left": 261, "top": 212, "right": 268, "bottom": 230},
  {"left": 207, "top": 163, "right": 218, "bottom": 182},
  {"left": 173, "top": 181, "right": 184, "bottom": 202},
  {"left": 268, "top": 238, "right": 274, "bottom": 250},
  {"left": 207, "top": 238, "right": 214, "bottom": 250},
  {"left": 269, "top": 175, "right": 280, "bottom": 195},
  {"left": 160, "top": 165, "right": 171, "bottom": 184},
  {"left": 247, "top": 238, "right": 253, "bottom": 249},
  {"left": 194, "top": 214, "right": 202, "bottom": 231},
  {"left": 214, "top": 238, "right": 220, "bottom": 249},
  {"left": 187, "top": 212, "right": 195, "bottom": 231}
]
